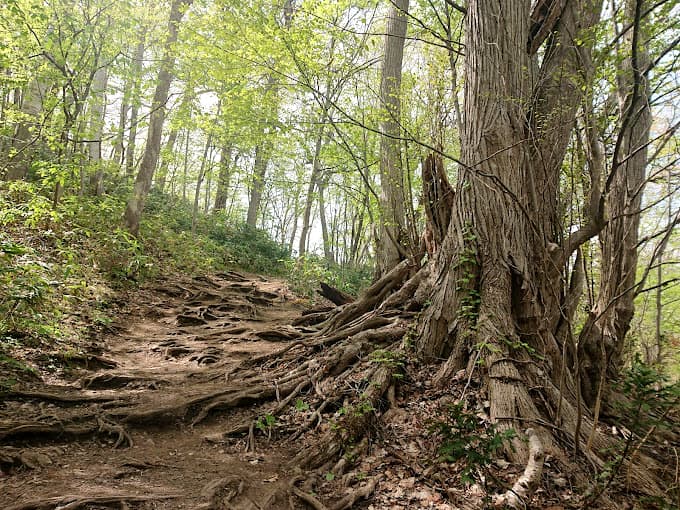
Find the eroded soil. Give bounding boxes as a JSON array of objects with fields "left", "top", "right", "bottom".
[
  {"left": 0, "top": 271, "right": 625, "bottom": 510},
  {"left": 1, "top": 271, "right": 308, "bottom": 509}
]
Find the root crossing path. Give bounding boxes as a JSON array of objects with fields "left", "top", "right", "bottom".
[{"left": 1, "top": 271, "right": 311, "bottom": 510}]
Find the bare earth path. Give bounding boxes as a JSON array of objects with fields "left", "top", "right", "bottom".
[{"left": 1, "top": 271, "right": 308, "bottom": 509}]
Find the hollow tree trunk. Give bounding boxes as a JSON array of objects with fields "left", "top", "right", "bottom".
[{"left": 124, "top": 0, "right": 192, "bottom": 236}]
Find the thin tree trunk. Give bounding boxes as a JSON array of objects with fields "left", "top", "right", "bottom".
[
  {"left": 298, "top": 126, "right": 327, "bottom": 255},
  {"left": 155, "top": 129, "right": 178, "bottom": 192},
  {"left": 125, "top": 32, "right": 146, "bottom": 178},
  {"left": 5, "top": 78, "right": 46, "bottom": 180},
  {"left": 182, "top": 128, "right": 190, "bottom": 201},
  {"left": 88, "top": 66, "right": 109, "bottom": 196},
  {"left": 246, "top": 142, "right": 269, "bottom": 227},
  {"left": 318, "top": 177, "right": 334, "bottom": 264},
  {"left": 111, "top": 67, "right": 130, "bottom": 166},
  {"left": 192, "top": 133, "right": 212, "bottom": 234},
  {"left": 124, "top": 0, "right": 193, "bottom": 236},
  {"left": 245, "top": 0, "right": 294, "bottom": 227},
  {"left": 213, "top": 145, "right": 233, "bottom": 211}
]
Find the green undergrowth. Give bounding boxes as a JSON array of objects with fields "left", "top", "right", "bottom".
[
  {"left": 287, "top": 254, "right": 372, "bottom": 301},
  {"left": 0, "top": 181, "right": 372, "bottom": 386}
]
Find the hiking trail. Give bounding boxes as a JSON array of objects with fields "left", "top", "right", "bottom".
[{"left": 1, "top": 271, "right": 310, "bottom": 510}]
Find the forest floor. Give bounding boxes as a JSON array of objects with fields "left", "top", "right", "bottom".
[{"left": 0, "top": 271, "right": 608, "bottom": 509}]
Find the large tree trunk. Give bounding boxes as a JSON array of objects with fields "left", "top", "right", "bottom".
[
  {"left": 124, "top": 0, "right": 192, "bottom": 236},
  {"left": 578, "top": 0, "right": 651, "bottom": 408},
  {"left": 416, "top": 0, "right": 607, "bottom": 463},
  {"left": 376, "top": 0, "right": 410, "bottom": 277}
]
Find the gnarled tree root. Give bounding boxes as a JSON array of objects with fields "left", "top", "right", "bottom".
[{"left": 492, "top": 428, "right": 544, "bottom": 508}]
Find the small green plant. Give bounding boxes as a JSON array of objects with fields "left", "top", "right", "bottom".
[
  {"left": 255, "top": 413, "right": 277, "bottom": 439},
  {"left": 584, "top": 357, "right": 679, "bottom": 507},
  {"left": 430, "top": 402, "right": 515, "bottom": 483},
  {"left": 295, "top": 398, "right": 309, "bottom": 411},
  {"left": 368, "top": 349, "right": 405, "bottom": 370}
]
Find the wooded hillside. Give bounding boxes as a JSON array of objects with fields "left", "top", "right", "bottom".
[{"left": 1, "top": 1, "right": 679, "bottom": 509}]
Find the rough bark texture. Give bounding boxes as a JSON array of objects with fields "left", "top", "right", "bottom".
[
  {"left": 578, "top": 0, "right": 651, "bottom": 407},
  {"left": 376, "top": 0, "right": 410, "bottom": 278},
  {"left": 417, "top": 0, "right": 606, "bottom": 463},
  {"left": 124, "top": 0, "right": 192, "bottom": 236}
]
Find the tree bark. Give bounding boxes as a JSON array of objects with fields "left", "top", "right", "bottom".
[
  {"left": 124, "top": 0, "right": 192, "bottom": 236},
  {"left": 155, "top": 128, "right": 179, "bottom": 192},
  {"left": 111, "top": 72, "right": 130, "bottom": 166},
  {"left": 192, "top": 133, "right": 213, "bottom": 234},
  {"left": 5, "top": 78, "right": 46, "bottom": 180},
  {"left": 125, "top": 33, "right": 146, "bottom": 178},
  {"left": 298, "top": 125, "right": 326, "bottom": 256},
  {"left": 318, "top": 177, "right": 334, "bottom": 264},
  {"left": 88, "top": 66, "right": 108, "bottom": 196},
  {"left": 245, "top": 0, "right": 294, "bottom": 227},
  {"left": 213, "top": 145, "right": 233, "bottom": 211},
  {"left": 578, "top": 0, "right": 651, "bottom": 407},
  {"left": 246, "top": 141, "right": 269, "bottom": 227},
  {"left": 376, "top": 0, "right": 410, "bottom": 278},
  {"left": 414, "top": 0, "right": 605, "bottom": 463}
]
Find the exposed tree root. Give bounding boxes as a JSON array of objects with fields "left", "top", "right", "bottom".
[
  {"left": 2, "top": 268, "right": 672, "bottom": 509},
  {"left": 6, "top": 493, "right": 180, "bottom": 510},
  {"left": 0, "top": 446, "right": 61, "bottom": 470},
  {"left": 492, "top": 428, "right": 544, "bottom": 508},
  {"left": 195, "top": 476, "right": 244, "bottom": 510},
  {"left": 3, "top": 389, "right": 120, "bottom": 404}
]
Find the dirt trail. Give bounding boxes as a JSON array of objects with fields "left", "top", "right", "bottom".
[{"left": 1, "top": 271, "right": 308, "bottom": 510}]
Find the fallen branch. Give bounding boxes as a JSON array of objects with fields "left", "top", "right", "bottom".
[{"left": 318, "top": 282, "right": 354, "bottom": 306}]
